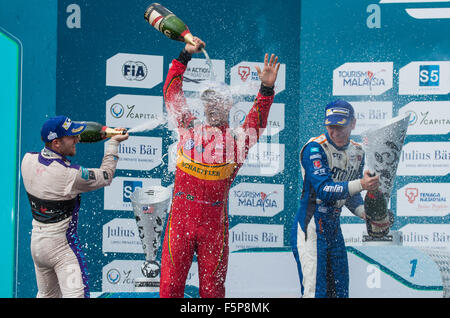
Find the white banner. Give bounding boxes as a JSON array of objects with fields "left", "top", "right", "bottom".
[
  {"left": 399, "top": 61, "right": 450, "bottom": 95},
  {"left": 238, "top": 143, "right": 285, "bottom": 177},
  {"left": 229, "top": 223, "right": 284, "bottom": 252},
  {"left": 398, "top": 101, "right": 450, "bottom": 135},
  {"left": 106, "top": 94, "right": 164, "bottom": 129},
  {"left": 229, "top": 102, "right": 285, "bottom": 136},
  {"left": 230, "top": 61, "right": 286, "bottom": 95},
  {"left": 175, "top": 58, "right": 225, "bottom": 92},
  {"left": 104, "top": 177, "right": 161, "bottom": 211},
  {"left": 333, "top": 62, "right": 393, "bottom": 96},
  {"left": 397, "top": 183, "right": 450, "bottom": 217},
  {"left": 109, "top": 136, "right": 162, "bottom": 171},
  {"left": 106, "top": 53, "right": 163, "bottom": 89},
  {"left": 229, "top": 183, "right": 284, "bottom": 217},
  {"left": 397, "top": 142, "right": 450, "bottom": 176},
  {"left": 351, "top": 101, "right": 393, "bottom": 135},
  {"left": 102, "top": 218, "right": 143, "bottom": 254}
]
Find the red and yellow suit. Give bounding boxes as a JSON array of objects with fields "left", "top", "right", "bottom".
[{"left": 160, "top": 51, "right": 275, "bottom": 298}]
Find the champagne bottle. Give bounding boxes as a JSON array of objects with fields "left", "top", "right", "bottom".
[
  {"left": 364, "top": 189, "right": 387, "bottom": 221},
  {"left": 75, "top": 121, "right": 126, "bottom": 143},
  {"left": 364, "top": 189, "right": 391, "bottom": 238},
  {"left": 144, "top": 3, "right": 196, "bottom": 46}
]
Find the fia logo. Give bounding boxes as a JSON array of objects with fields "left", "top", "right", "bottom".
[
  {"left": 122, "top": 61, "right": 148, "bottom": 81},
  {"left": 123, "top": 181, "right": 143, "bottom": 202},
  {"left": 419, "top": 65, "right": 440, "bottom": 87}
]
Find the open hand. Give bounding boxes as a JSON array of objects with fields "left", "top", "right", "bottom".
[{"left": 255, "top": 53, "right": 281, "bottom": 88}]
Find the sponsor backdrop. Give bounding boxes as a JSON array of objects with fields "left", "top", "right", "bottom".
[{"left": 1, "top": 0, "right": 448, "bottom": 297}]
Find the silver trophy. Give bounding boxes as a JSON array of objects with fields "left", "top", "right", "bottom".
[
  {"left": 130, "top": 185, "right": 171, "bottom": 292},
  {"left": 360, "top": 113, "right": 410, "bottom": 243}
]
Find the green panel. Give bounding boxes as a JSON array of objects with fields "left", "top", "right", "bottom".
[{"left": 0, "top": 29, "right": 20, "bottom": 298}]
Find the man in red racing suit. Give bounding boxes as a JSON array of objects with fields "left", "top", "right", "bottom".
[{"left": 160, "top": 37, "right": 281, "bottom": 298}]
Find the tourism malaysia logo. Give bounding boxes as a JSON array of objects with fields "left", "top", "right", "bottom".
[
  {"left": 379, "top": 0, "right": 450, "bottom": 20},
  {"left": 333, "top": 62, "right": 393, "bottom": 96}
]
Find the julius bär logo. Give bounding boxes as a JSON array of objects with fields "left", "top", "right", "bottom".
[
  {"left": 238, "top": 66, "right": 251, "bottom": 82},
  {"left": 122, "top": 61, "right": 147, "bottom": 81},
  {"left": 405, "top": 187, "right": 419, "bottom": 204}
]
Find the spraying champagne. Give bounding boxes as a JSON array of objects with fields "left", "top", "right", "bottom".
[
  {"left": 144, "top": 3, "right": 210, "bottom": 62},
  {"left": 74, "top": 121, "right": 127, "bottom": 143}
]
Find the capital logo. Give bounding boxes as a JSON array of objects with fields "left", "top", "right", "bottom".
[
  {"left": 123, "top": 180, "right": 143, "bottom": 203},
  {"left": 405, "top": 110, "right": 418, "bottom": 125},
  {"left": 122, "top": 61, "right": 147, "bottom": 81},
  {"left": 405, "top": 187, "right": 419, "bottom": 204},
  {"left": 238, "top": 66, "right": 251, "bottom": 82},
  {"left": 232, "top": 110, "right": 247, "bottom": 126},
  {"left": 419, "top": 65, "right": 440, "bottom": 87},
  {"left": 110, "top": 103, "right": 124, "bottom": 118},
  {"left": 106, "top": 269, "right": 120, "bottom": 284}
]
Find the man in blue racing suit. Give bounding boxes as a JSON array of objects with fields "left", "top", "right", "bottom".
[{"left": 291, "top": 100, "right": 380, "bottom": 298}]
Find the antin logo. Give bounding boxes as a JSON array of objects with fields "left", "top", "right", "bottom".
[
  {"left": 419, "top": 65, "right": 440, "bottom": 87},
  {"left": 106, "top": 269, "right": 121, "bottom": 284},
  {"left": 110, "top": 103, "right": 124, "bottom": 118},
  {"left": 122, "top": 61, "right": 147, "bottom": 81},
  {"left": 238, "top": 66, "right": 251, "bottom": 82},
  {"left": 123, "top": 181, "right": 143, "bottom": 202},
  {"left": 405, "top": 187, "right": 419, "bottom": 204}
]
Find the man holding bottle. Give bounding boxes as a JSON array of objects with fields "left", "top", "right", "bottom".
[
  {"left": 21, "top": 115, "right": 128, "bottom": 297},
  {"left": 290, "top": 100, "right": 380, "bottom": 298},
  {"left": 160, "top": 37, "right": 281, "bottom": 298}
]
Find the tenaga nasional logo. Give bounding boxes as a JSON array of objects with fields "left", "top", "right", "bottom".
[{"left": 333, "top": 62, "right": 393, "bottom": 96}]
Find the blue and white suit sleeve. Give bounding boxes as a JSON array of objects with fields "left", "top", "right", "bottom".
[
  {"left": 344, "top": 155, "right": 365, "bottom": 218},
  {"left": 301, "top": 142, "right": 363, "bottom": 204}
]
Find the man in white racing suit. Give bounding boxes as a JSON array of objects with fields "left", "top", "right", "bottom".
[{"left": 21, "top": 116, "right": 128, "bottom": 298}]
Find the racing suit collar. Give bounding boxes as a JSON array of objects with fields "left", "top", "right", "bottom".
[
  {"left": 325, "top": 132, "right": 349, "bottom": 151},
  {"left": 42, "top": 146, "right": 72, "bottom": 163}
]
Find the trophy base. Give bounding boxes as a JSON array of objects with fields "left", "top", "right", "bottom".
[
  {"left": 134, "top": 277, "right": 160, "bottom": 293},
  {"left": 362, "top": 230, "right": 403, "bottom": 246}
]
